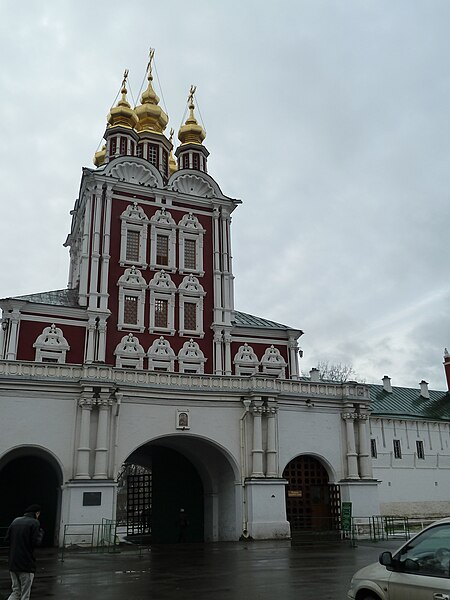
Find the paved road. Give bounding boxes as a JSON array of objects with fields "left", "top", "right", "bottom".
[{"left": 0, "top": 538, "right": 402, "bottom": 600}]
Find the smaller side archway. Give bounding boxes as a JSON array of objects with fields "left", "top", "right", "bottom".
[
  {"left": 282, "top": 454, "right": 340, "bottom": 533},
  {"left": 0, "top": 446, "right": 63, "bottom": 546}
]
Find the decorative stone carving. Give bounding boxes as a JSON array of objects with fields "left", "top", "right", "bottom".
[
  {"left": 114, "top": 333, "right": 145, "bottom": 369},
  {"left": 234, "top": 343, "right": 259, "bottom": 376},
  {"left": 147, "top": 336, "right": 176, "bottom": 372},
  {"left": 260, "top": 345, "right": 287, "bottom": 379},
  {"left": 150, "top": 207, "right": 176, "bottom": 227},
  {"left": 108, "top": 161, "right": 159, "bottom": 187},
  {"left": 121, "top": 202, "right": 149, "bottom": 223},
  {"left": 169, "top": 173, "right": 215, "bottom": 198},
  {"left": 118, "top": 266, "right": 147, "bottom": 288},
  {"left": 178, "top": 339, "right": 206, "bottom": 374},
  {"left": 148, "top": 270, "right": 176, "bottom": 290},
  {"left": 33, "top": 324, "right": 70, "bottom": 363}
]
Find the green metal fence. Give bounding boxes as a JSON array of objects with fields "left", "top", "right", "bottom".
[{"left": 60, "top": 519, "right": 119, "bottom": 561}]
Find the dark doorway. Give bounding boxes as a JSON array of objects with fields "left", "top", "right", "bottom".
[
  {"left": 120, "top": 445, "right": 204, "bottom": 543},
  {"left": 0, "top": 454, "right": 61, "bottom": 546},
  {"left": 283, "top": 455, "right": 339, "bottom": 532}
]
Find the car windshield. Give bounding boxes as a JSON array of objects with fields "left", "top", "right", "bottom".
[{"left": 396, "top": 523, "right": 450, "bottom": 577}]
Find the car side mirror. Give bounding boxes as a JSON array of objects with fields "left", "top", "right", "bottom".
[{"left": 379, "top": 551, "right": 393, "bottom": 567}]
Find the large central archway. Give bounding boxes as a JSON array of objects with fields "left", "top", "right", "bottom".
[
  {"left": 0, "top": 447, "right": 63, "bottom": 546},
  {"left": 118, "top": 435, "right": 239, "bottom": 543}
]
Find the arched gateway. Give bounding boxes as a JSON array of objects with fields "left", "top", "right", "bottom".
[
  {"left": 117, "top": 435, "right": 239, "bottom": 543},
  {"left": 0, "top": 447, "right": 63, "bottom": 546},
  {"left": 282, "top": 455, "right": 340, "bottom": 532}
]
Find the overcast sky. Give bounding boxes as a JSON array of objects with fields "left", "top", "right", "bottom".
[{"left": 0, "top": 1, "right": 449, "bottom": 389}]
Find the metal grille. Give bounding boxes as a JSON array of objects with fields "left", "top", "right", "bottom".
[
  {"left": 184, "top": 302, "right": 197, "bottom": 330},
  {"left": 127, "top": 473, "right": 152, "bottom": 536},
  {"left": 156, "top": 235, "right": 169, "bottom": 265},
  {"left": 148, "top": 144, "right": 158, "bottom": 166},
  {"left": 124, "top": 296, "right": 138, "bottom": 324},
  {"left": 155, "top": 299, "right": 168, "bottom": 328},
  {"left": 126, "top": 230, "right": 140, "bottom": 262},
  {"left": 184, "top": 239, "right": 196, "bottom": 269}
]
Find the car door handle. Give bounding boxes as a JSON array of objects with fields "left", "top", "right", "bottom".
[{"left": 434, "top": 594, "right": 450, "bottom": 600}]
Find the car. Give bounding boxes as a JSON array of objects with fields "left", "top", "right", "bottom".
[{"left": 347, "top": 517, "right": 450, "bottom": 600}]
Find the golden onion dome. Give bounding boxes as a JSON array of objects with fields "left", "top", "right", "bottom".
[
  {"left": 135, "top": 51, "right": 168, "bottom": 134},
  {"left": 178, "top": 85, "right": 206, "bottom": 145},
  {"left": 107, "top": 72, "right": 138, "bottom": 129},
  {"left": 93, "top": 144, "right": 106, "bottom": 167}
]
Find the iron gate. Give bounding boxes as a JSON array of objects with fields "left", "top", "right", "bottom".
[{"left": 127, "top": 472, "right": 152, "bottom": 536}]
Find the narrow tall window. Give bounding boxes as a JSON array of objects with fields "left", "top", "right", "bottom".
[
  {"left": 161, "top": 150, "right": 168, "bottom": 176},
  {"left": 148, "top": 144, "right": 158, "bottom": 166},
  {"left": 156, "top": 234, "right": 169, "bottom": 266},
  {"left": 183, "top": 154, "right": 189, "bottom": 169},
  {"left": 155, "top": 299, "right": 168, "bottom": 328},
  {"left": 184, "top": 239, "right": 197, "bottom": 270},
  {"left": 370, "top": 439, "right": 377, "bottom": 459},
  {"left": 126, "top": 230, "right": 140, "bottom": 262},
  {"left": 120, "top": 137, "right": 127, "bottom": 155},
  {"left": 393, "top": 439, "right": 402, "bottom": 459},
  {"left": 184, "top": 302, "right": 197, "bottom": 331},
  {"left": 124, "top": 296, "right": 138, "bottom": 325},
  {"left": 137, "top": 144, "right": 143, "bottom": 158},
  {"left": 192, "top": 153, "right": 200, "bottom": 170},
  {"left": 416, "top": 440, "right": 425, "bottom": 460},
  {"left": 110, "top": 137, "right": 117, "bottom": 156}
]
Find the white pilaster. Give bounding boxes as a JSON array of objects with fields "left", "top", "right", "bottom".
[
  {"left": 75, "top": 395, "right": 94, "bottom": 479},
  {"left": 265, "top": 401, "right": 278, "bottom": 477},
  {"left": 251, "top": 398, "right": 265, "bottom": 477},
  {"left": 342, "top": 410, "right": 359, "bottom": 479},
  {"left": 213, "top": 329, "right": 223, "bottom": 375},
  {"left": 358, "top": 413, "right": 373, "bottom": 479},
  {"left": 93, "top": 391, "right": 112, "bottom": 479},
  {"left": 6, "top": 311, "right": 20, "bottom": 360},
  {"left": 223, "top": 329, "right": 232, "bottom": 376},
  {"left": 79, "top": 191, "right": 93, "bottom": 306},
  {"left": 99, "top": 186, "right": 113, "bottom": 312}
]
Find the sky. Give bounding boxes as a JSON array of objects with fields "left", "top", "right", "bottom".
[{"left": 0, "top": 0, "right": 449, "bottom": 389}]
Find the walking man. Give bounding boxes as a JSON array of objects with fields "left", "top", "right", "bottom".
[{"left": 5, "top": 504, "right": 44, "bottom": 600}]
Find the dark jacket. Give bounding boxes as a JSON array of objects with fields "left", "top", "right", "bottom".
[{"left": 5, "top": 512, "right": 44, "bottom": 572}]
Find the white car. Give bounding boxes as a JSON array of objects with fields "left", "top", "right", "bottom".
[{"left": 348, "top": 517, "right": 450, "bottom": 600}]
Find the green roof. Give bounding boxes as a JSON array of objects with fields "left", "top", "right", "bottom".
[
  {"left": 11, "top": 289, "right": 79, "bottom": 308},
  {"left": 370, "top": 384, "right": 450, "bottom": 421},
  {"left": 233, "top": 311, "right": 292, "bottom": 330}
]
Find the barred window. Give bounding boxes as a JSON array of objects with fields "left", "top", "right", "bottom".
[
  {"left": 124, "top": 295, "right": 138, "bottom": 325},
  {"left": 155, "top": 299, "right": 168, "bottom": 328},
  {"left": 110, "top": 137, "right": 117, "bottom": 156},
  {"left": 183, "top": 154, "right": 189, "bottom": 169},
  {"left": 161, "top": 150, "right": 168, "bottom": 176},
  {"left": 120, "top": 137, "right": 127, "bottom": 155},
  {"left": 184, "top": 239, "right": 196, "bottom": 269},
  {"left": 416, "top": 440, "right": 425, "bottom": 460},
  {"left": 370, "top": 439, "right": 377, "bottom": 459},
  {"left": 393, "top": 439, "right": 402, "bottom": 459},
  {"left": 126, "top": 230, "right": 140, "bottom": 262},
  {"left": 156, "top": 235, "right": 169, "bottom": 266},
  {"left": 148, "top": 144, "right": 158, "bottom": 166},
  {"left": 137, "top": 144, "right": 143, "bottom": 158},
  {"left": 192, "top": 153, "right": 200, "bottom": 170},
  {"left": 184, "top": 303, "right": 197, "bottom": 331}
]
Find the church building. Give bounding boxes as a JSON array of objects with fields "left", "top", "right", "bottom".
[{"left": 1, "top": 54, "right": 449, "bottom": 545}]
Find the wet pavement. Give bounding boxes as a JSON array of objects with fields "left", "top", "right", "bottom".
[{"left": 0, "top": 538, "right": 403, "bottom": 600}]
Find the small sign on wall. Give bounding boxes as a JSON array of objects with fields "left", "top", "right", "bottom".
[
  {"left": 83, "top": 492, "right": 102, "bottom": 506},
  {"left": 341, "top": 501, "right": 352, "bottom": 531},
  {"left": 176, "top": 409, "right": 190, "bottom": 430}
]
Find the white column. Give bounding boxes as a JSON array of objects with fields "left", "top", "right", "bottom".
[
  {"left": 212, "top": 208, "right": 223, "bottom": 323},
  {"left": 223, "top": 329, "right": 232, "bottom": 376},
  {"left": 88, "top": 185, "right": 103, "bottom": 310},
  {"left": 93, "top": 393, "right": 112, "bottom": 479},
  {"left": 0, "top": 317, "right": 7, "bottom": 359},
  {"left": 251, "top": 398, "right": 265, "bottom": 477},
  {"left": 85, "top": 315, "right": 97, "bottom": 364},
  {"left": 342, "top": 411, "right": 359, "bottom": 479},
  {"left": 79, "top": 191, "right": 93, "bottom": 306},
  {"left": 75, "top": 396, "right": 94, "bottom": 479},
  {"left": 96, "top": 318, "right": 107, "bottom": 362},
  {"left": 358, "top": 413, "right": 373, "bottom": 479},
  {"left": 99, "top": 186, "right": 113, "bottom": 312},
  {"left": 6, "top": 311, "right": 20, "bottom": 360},
  {"left": 265, "top": 400, "right": 278, "bottom": 477},
  {"left": 221, "top": 208, "right": 232, "bottom": 326},
  {"left": 288, "top": 337, "right": 300, "bottom": 379},
  {"left": 213, "top": 329, "right": 223, "bottom": 375}
]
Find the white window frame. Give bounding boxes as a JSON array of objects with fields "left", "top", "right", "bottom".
[
  {"left": 260, "top": 345, "right": 287, "bottom": 378},
  {"left": 120, "top": 203, "right": 149, "bottom": 268},
  {"left": 178, "top": 339, "right": 207, "bottom": 374},
  {"left": 117, "top": 267, "right": 147, "bottom": 332},
  {"left": 114, "top": 333, "right": 145, "bottom": 369},
  {"left": 147, "top": 336, "right": 176, "bottom": 372},
  {"left": 148, "top": 271, "right": 176, "bottom": 335},
  {"left": 178, "top": 213, "right": 205, "bottom": 276},
  {"left": 178, "top": 275, "right": 205, "bottom": 338},
  {"left": 149, "top": 208, "right": 176, "bottom": 272},
  {"left": 33, "top": 324, "right": 70, "bottom": 364},
  {"left": 233, "top": 343, "right": 259, "bottom": 376}
]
